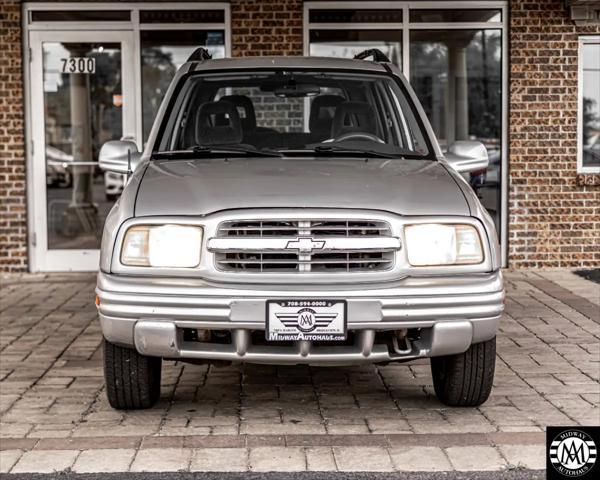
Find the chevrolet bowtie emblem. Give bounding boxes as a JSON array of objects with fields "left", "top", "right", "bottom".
[{"left": 285, "top": 237, "right": 326, "bottom": 253}]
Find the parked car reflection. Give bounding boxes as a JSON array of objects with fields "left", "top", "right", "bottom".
[{"left": 104, "top": 171, "right": 126, "bottom": 201}]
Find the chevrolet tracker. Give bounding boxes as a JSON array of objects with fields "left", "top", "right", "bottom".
[{"left": 96, "top": 48, "right": 504, "bottom": 409}]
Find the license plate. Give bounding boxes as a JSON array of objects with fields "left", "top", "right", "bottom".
[{"left": 266, "top": 299, "right": 347, "bottom": 341}]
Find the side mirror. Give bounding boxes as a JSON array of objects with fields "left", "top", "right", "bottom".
[
  {"left": 98, "top": 140, "right": 141, "bottom": 174},
  {"left": 445, "top": 141, "right": 489, "bottom": 174}
]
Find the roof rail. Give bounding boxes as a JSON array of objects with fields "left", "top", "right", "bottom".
[
  {"left": 353, "top": 48, "right": 391, "bottom": 63},
  {"left": 187, "top": 47, "right": 212, "bottom": 62}
]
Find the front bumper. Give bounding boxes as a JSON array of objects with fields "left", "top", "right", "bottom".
[{"left": 96, "top": 270, "right": 504, "bottom": 365}]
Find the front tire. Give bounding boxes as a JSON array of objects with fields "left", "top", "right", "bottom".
[
  {"left": 431, "top": 337, "right": 496, "bottom": 407},
  {"left": 103, "top": 339, "right": 162, "bottom": 409}
]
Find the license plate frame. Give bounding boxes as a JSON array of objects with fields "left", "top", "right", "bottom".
[{"left": 266, "top": 299, "right": 347, "bottom": 342}]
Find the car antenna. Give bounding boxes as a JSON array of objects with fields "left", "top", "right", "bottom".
[
  {"left": 353, "top": 49, "right": 391, "bottom": 63},
  {"left": 187, "top": 47, "right": 212, "bottom": 62},
  {"left": 126, "top": 148, "right": 132, "bottom": 180}
]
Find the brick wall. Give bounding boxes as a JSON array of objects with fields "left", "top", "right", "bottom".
[
  {"left": 0, "top": 0, "right": 26, "bottom": 272},
  {"left": 231, "top": 0, "right": 303, "bottom": 57},
  {"left": 508, "top": 0, "right": 600, "bottom": 268}
]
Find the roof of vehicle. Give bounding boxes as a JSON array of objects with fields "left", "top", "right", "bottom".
[{"left": 187, "top": 56, "right": 390, "bottom": 73}]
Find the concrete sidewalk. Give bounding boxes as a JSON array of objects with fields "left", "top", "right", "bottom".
[{"left": 1, "top": 270, "right": 598, "bottom": 473}]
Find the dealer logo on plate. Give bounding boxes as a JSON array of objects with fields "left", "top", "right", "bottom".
[{"left": 276, "top": 308, "right": 337, "bottom": 333}]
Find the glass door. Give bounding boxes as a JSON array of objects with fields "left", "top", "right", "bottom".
[{"left": 28, "top": 31, "right": 136, "bottom": 271}]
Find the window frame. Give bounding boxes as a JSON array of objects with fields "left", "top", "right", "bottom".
[{"left": 577, "top": 35, "right": 600, "bottom": 174}]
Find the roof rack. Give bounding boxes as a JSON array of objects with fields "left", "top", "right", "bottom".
[
  {"left": 187, "top": 47, "right": 212, "bottom": 62},
  {"left": 353, "top": 48, "right": 391, "bottom": 63}
]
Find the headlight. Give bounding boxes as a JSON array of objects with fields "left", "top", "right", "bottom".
[
  {"left": 121, "top": 225, "right": 203, "bottom": 268},
  {"left": 404, "top": 224, "right": 484, "bottom": 266}
]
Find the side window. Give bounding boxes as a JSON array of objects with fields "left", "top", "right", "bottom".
[{"left": 578, "top": 37, "right": 600, "bottom": 174}]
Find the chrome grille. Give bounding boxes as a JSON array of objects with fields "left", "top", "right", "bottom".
[
  {"left": 210, "top": 219, "right": 398, "bottom": 273},
  {"left": 220, "top": 220, "right": 392, "bottom": 237}
]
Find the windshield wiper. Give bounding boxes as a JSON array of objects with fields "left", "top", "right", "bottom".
[
  {"left": 191, "top": 145, "right": 282, "bottom": 157},
  {"left": 153, "top": 145, "right": 282, "bottom": 158},
  {"left": 310, "top": 145, "right": 400, "bottom": 159}
]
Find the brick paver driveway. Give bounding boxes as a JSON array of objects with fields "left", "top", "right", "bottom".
[{"left": 1, "top": 270, "right": 598, "bottom": 474}]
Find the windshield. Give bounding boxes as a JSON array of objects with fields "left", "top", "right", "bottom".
[{"left": 156, "top": 70, "right": 432, "bottom": 159}]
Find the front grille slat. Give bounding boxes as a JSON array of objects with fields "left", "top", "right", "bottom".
[
  {"left": 220, "top": 226, "right": 299, "bottom": 232},
  {"left": 213, "top": 218, "right": 396, "bottom": 273},
  {"left": 217, "top": 258, "right": 394, "bottom": 265}
]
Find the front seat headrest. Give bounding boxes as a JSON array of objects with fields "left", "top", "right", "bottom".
[
  {"left": 195, "top": 101, "right": 243, "bottom": 146},
  {"left": 219, "top": 95, "right": 257, "bottom": 132},
  {"left": 331, "top": 101, "right": 377, "bottom": 138},
  {"left": 309, "top": 95, "right": 345, "bottom": 133}
]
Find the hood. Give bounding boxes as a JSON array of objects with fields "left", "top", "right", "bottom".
[{"left": 134, "top": 157, "right": 470, "bottom": 217}]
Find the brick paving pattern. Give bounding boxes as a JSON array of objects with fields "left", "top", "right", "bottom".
[{"left": 0, "top": 271, "right": 598, "bottom": 473}]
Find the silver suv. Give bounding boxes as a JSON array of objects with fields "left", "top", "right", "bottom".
[{"left": 97, "top": 49, "right": 504, "bottom": 409}]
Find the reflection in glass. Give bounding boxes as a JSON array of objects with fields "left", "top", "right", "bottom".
[
  {"left": 32, "top": 10, "right": 130, "bottom": 22},
  {"left": 141, "top": 30, "right": 225, "bottom": 141},
  {"left": 43, "top": 42, "right": 123, "bottom": 249},
  {"left": 410, "top": 30, "right": 502, "bottom": 232},
  {"left": 309, "top": 9, "right": 402, "bottom": 23},
  {"left": 581, "top": 41, "right": 600, "bottom": 169},
  {"left": 139, "top": 10, "right": 225, "bottom": 24},
  {"left": 309, "top": 30, "right": 402, "bottom": 66},
  {"left": 409, "top": 9, "right": 501, "bottom": 23}
]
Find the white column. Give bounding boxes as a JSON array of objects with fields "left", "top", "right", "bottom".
[{"left": 62, "top": 44, "right": 98, "bottom": 238}]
